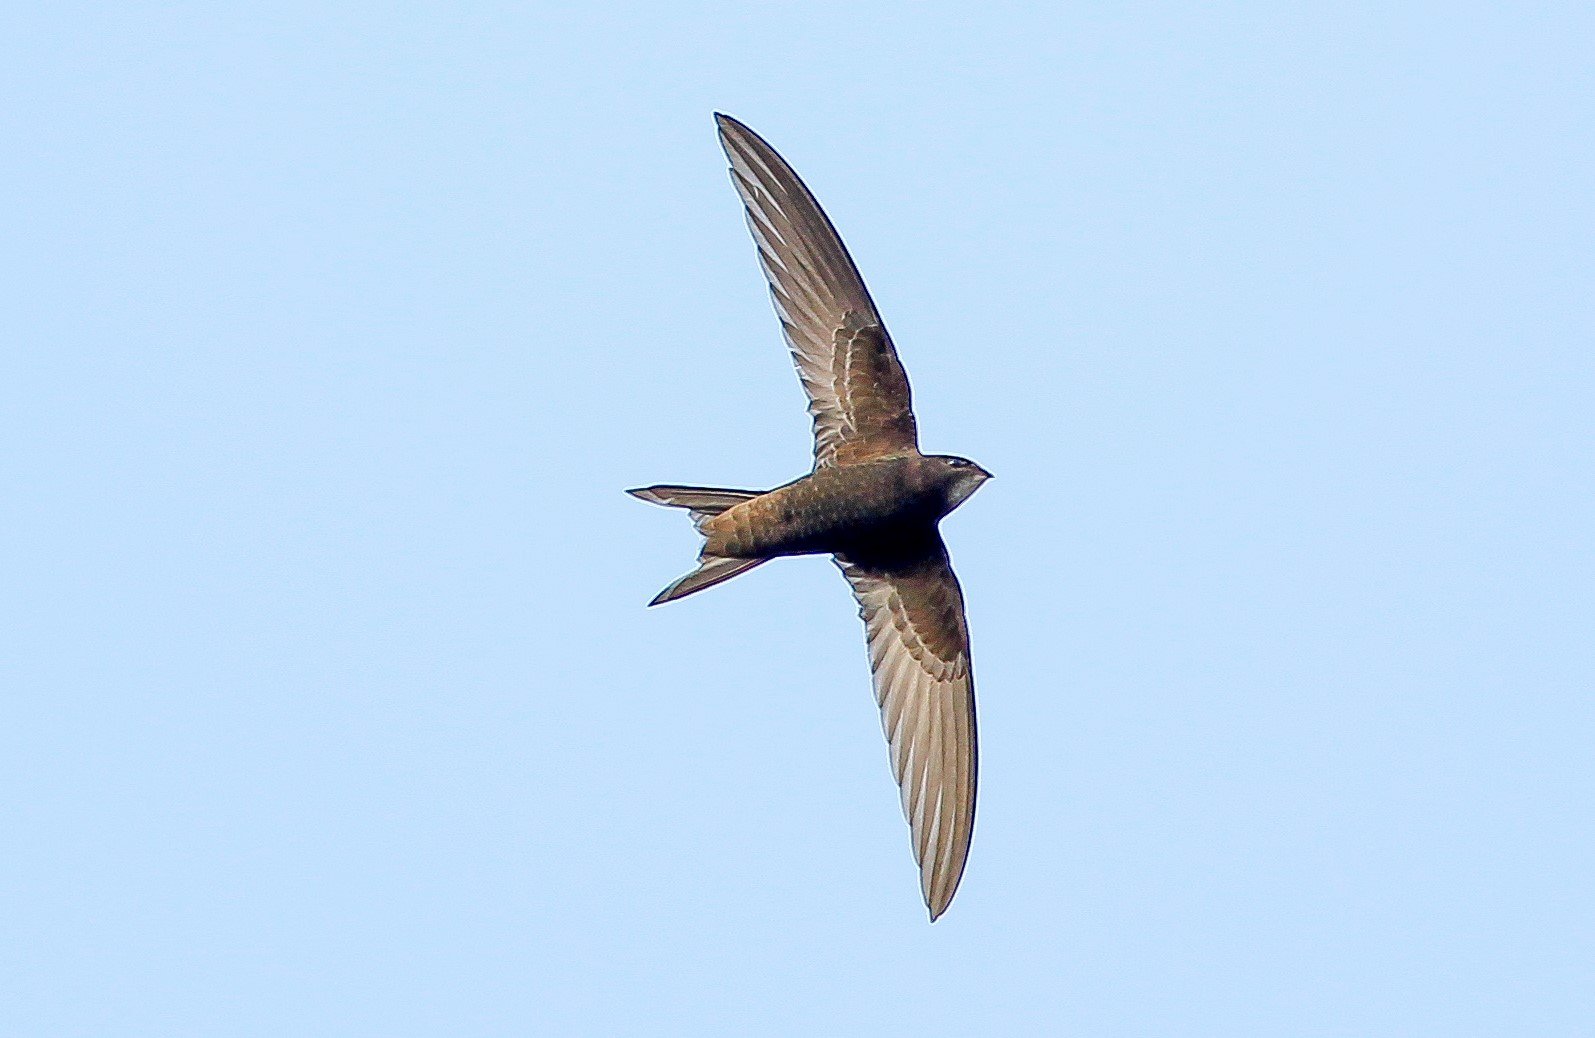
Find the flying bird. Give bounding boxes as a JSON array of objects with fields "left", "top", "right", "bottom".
[{"left": 630, "top": 114, "right": 992, "bottom": 920}]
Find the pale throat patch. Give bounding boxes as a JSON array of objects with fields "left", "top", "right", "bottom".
[{"left": 946, "top": 474, "right": 987, "bottom": 509}]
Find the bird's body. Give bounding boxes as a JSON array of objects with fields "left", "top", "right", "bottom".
[
  {"left": 630, "top": 114, "right": 992, "bottom": 920},
  {"left": 703, "top": 456, "right": 973, "bottom": 561}
]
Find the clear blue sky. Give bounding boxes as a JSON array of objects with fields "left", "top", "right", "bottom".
[{"left": 4, "top": 3, "right": 1591, "bottom": 1034}]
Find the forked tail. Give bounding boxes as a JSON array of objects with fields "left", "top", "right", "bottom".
[{"left": 627, "top": 485, "right": 768, "bottom": 605}]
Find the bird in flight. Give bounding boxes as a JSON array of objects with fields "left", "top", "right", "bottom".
[{"left": 630, "top": 114, "right": 992, "bottom": 920}]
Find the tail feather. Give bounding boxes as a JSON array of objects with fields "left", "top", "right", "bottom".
[
  {"left": 627, "top": 485, "right": 759, "bottom": 512},
  {"left": 649, "top": 555, "right": 768, "bottom": 606},
  {"left": 629, "top": 484, "right": 768, "bottom": 604},
  {"left": 630, "top": 485, "right": 758, "bottom": 529}
]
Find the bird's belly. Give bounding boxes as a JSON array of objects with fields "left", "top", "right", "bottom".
[{"left": 705, "top": 470, "right": 921, "bottom": 559}]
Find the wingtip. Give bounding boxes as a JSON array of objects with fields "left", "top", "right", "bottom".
[
  {"left": 714, "top": 112, "right": 756, "bottom": 145},
  {"left": 924, "top": 859, "right": 964, "bottom": 922}
]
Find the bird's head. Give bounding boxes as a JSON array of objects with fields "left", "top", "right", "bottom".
[{"left": 927, "top": 455, "right": 993, "bottom": 511}]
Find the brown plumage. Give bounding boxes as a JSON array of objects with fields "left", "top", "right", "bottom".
[{"left": 628, "top": 114, "right": 992, "bottom": 921}]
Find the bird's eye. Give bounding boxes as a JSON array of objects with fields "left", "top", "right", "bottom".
[{"left": 948, "top": 458, "right": 969, "bottom": 467}]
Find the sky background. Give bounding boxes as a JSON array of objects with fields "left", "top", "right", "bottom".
[{"left": 4, "top": 3, "right": 1592, "bottom": 1035}]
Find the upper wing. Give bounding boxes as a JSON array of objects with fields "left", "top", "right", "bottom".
[
  {"left": 716, "top": 114, "right": 919, "bottom": 468},
  {"left": 838, "top": 537, "right": 978, "bottom": 920}
]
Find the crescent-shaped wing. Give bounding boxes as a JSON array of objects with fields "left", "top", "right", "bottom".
[
  {"left": 716, "top": 114, "right": 919, "bottom": 468},
  {"left": 838, "top": 538, "right": 978, "bottom": 920}
]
